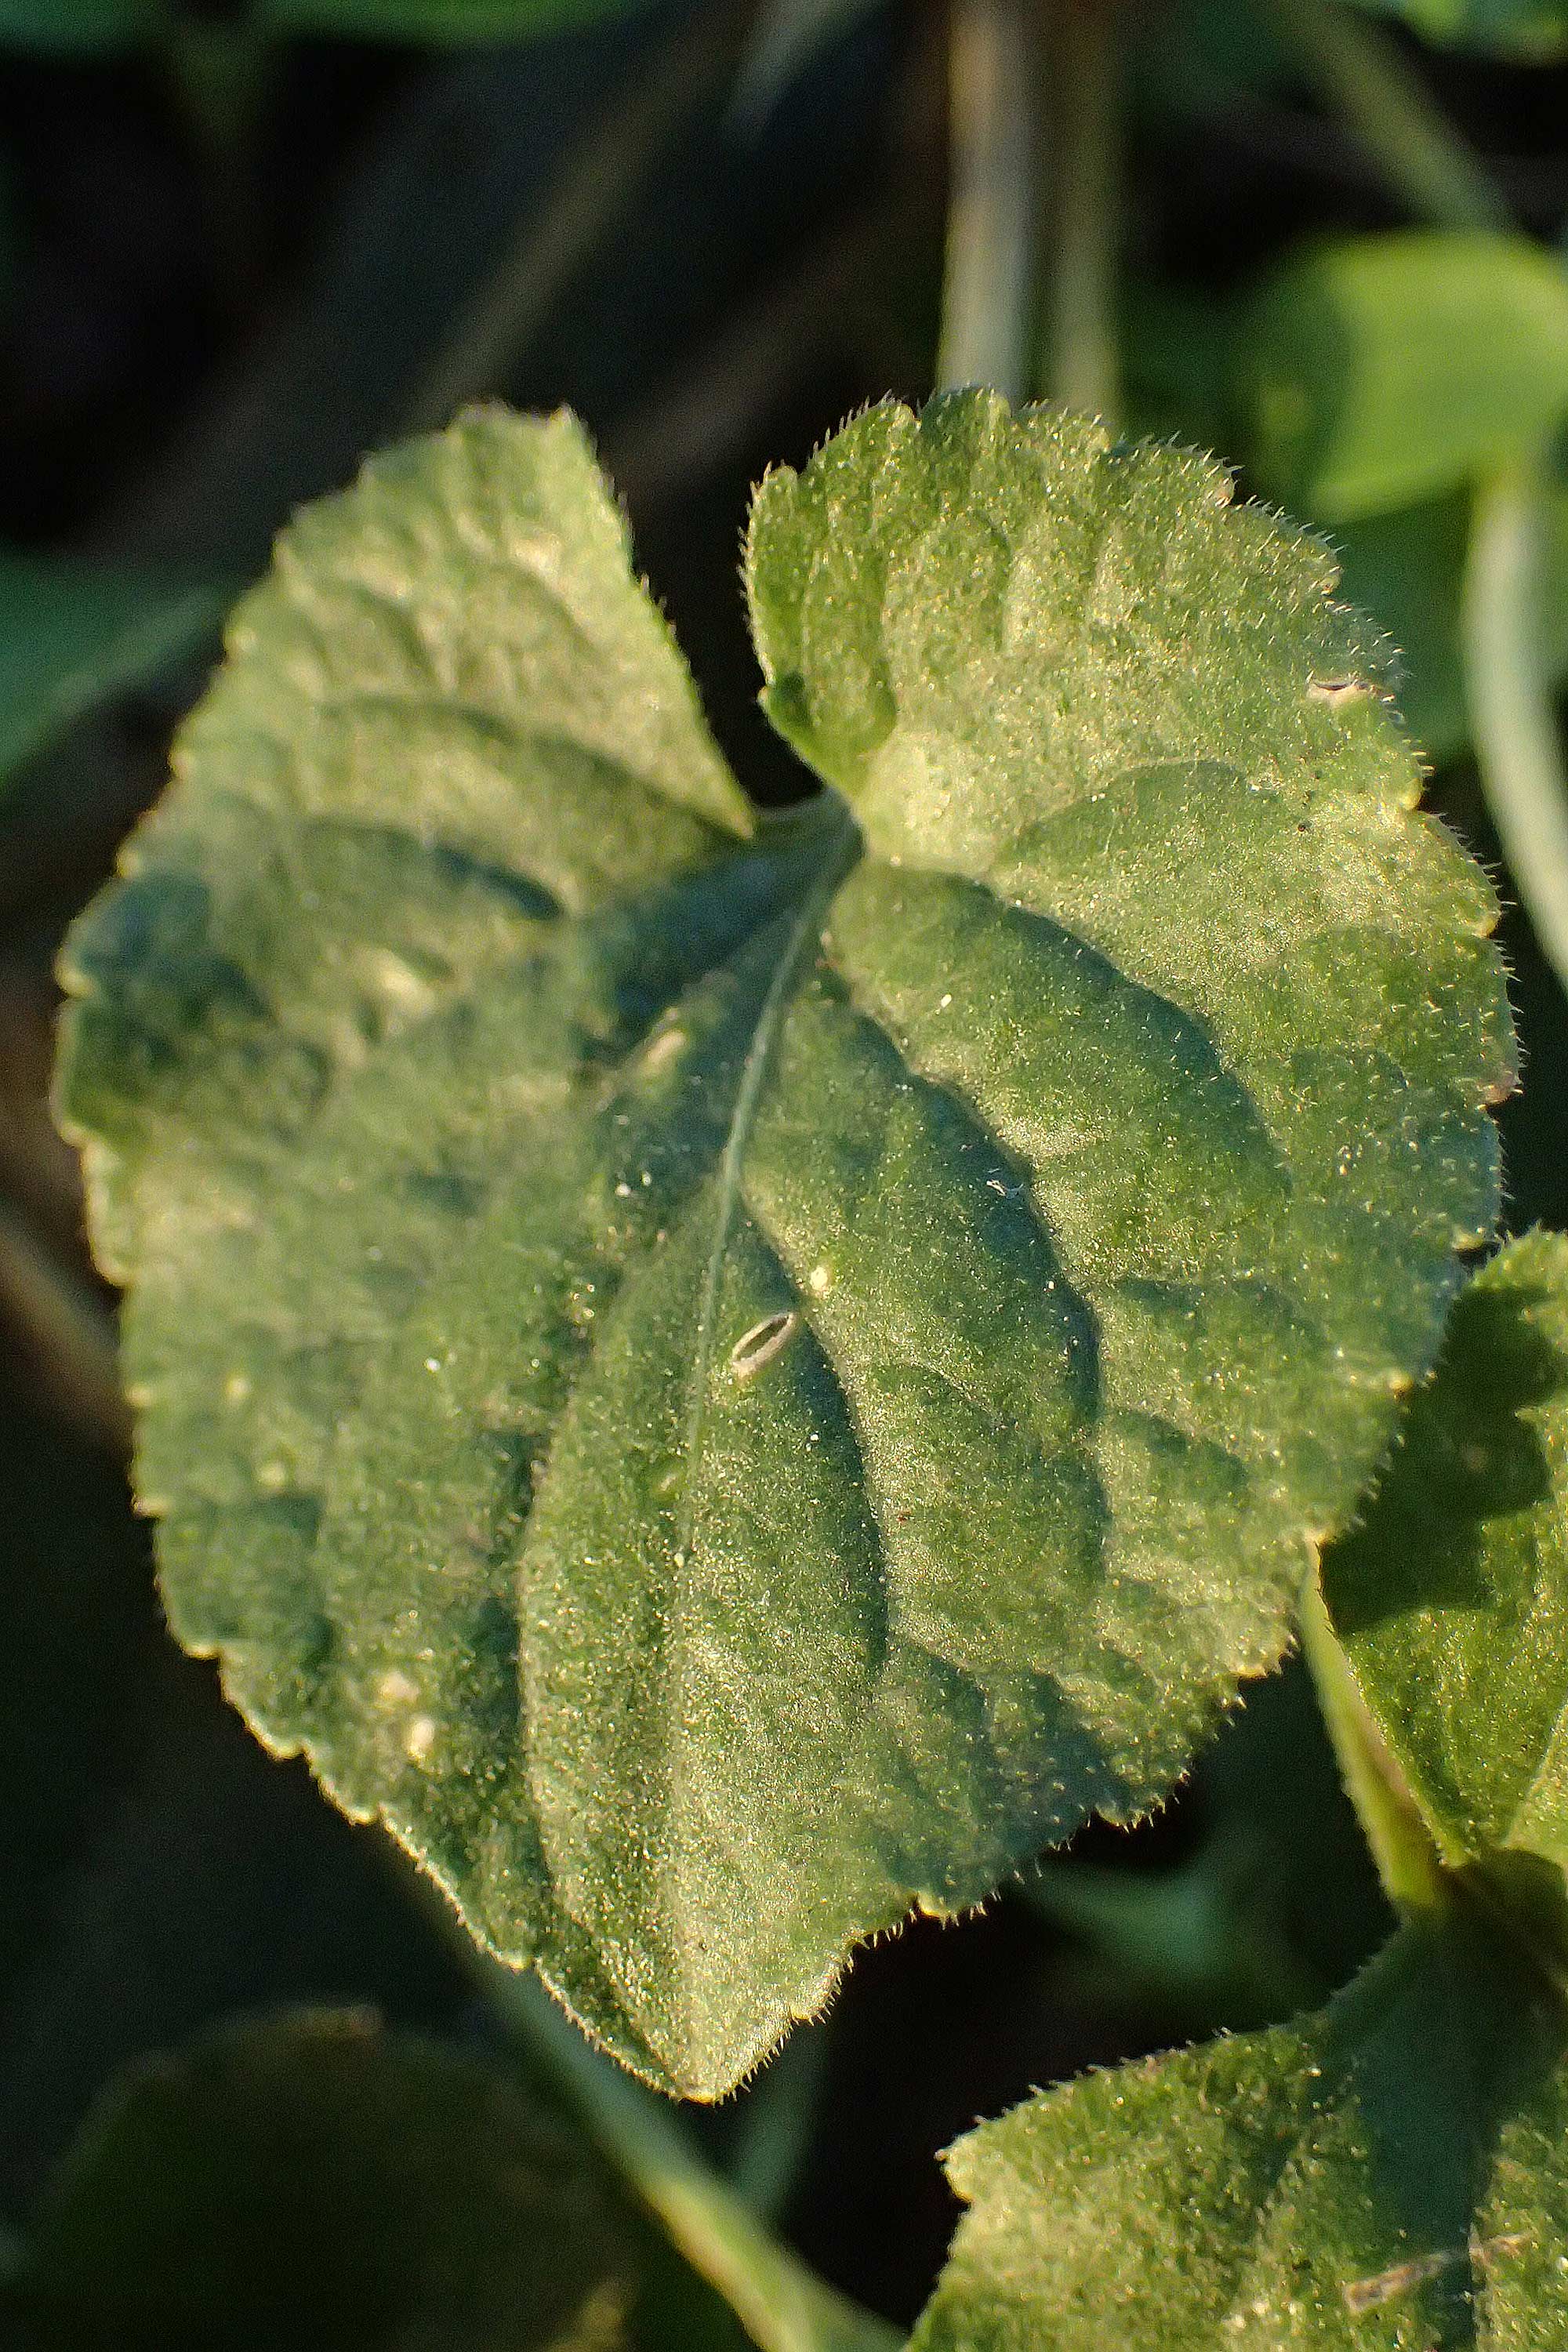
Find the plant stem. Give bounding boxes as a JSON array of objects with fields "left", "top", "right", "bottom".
[
  {"left": 1465, "top": 459, "right": 1568, "bottom": 1000},
  {"left": 936, "top": 0, "right": 1036, "bottom": 402},
  {"left": 1043, "top": 0, "right": 1122, "bottom": 418},
  {"left": 728, "top": 2016, "right": 831, "bottom": 2223},
  {"left": 1261, "top": 0, "right": 1508, "bottom": 236},
  {"left": 0, "top": 1202, "right": 129, "bottom": 1457},
  {"left": 1298, "top": 1575, "right": 1448, "bottom": 1918},
  {"left": 477, "top": 1961, "right": 899, "bottom": 2352},
  {"left": 401, "top": 0, "right": 744, "bottom": 433}
]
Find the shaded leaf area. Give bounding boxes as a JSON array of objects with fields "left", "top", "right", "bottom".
[
  {"left": 0, "top": 0, "right": 644, "bottom": 49},
  {"left": 0, "top": 1397, "right": 157, "bottom": 2014},
  {"left": 0, "top": 0, "right": 152, "bottom": 50},
  {"left": 913, "top": 1915, "right": 1568, "bottom": 2350},
  {"left": 4, "top": 2009, "right": 635, "bottom": 2351},
  {"left": 263, "top": 0, "right": 650, "bottom": 36},
  {"left": 1240, "top": 232, "right": 1568, "bottom": 522},
  {"left": 58, "top": 396, "right": 1511, "bottom": 2096},
  {"left": 0, "top": 553, "right": 225, "bottom": 793},
  {"left": 1326, "top": 1234, "right": 1568, "bottom": 1918}
]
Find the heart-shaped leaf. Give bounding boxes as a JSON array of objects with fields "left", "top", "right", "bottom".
[
  {"left": 1326, "top": 1232, "right": 1568, "bottom": 1924},
  {"left": 0, "top": 0, "right": 149, "bottom": 50},
  {"left": 912, "top": 1915, "right": 1568, "bottom": 2350},
  {"left": 5, "top": 2009, "right": 636, "bottom": 2350},
  {"left": 56, "top": 395, "right": 1512, "bottom": 2096}
]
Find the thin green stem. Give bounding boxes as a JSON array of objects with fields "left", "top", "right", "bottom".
[
  {"left": 937, "top": 0, "right": 1037, "bottom": 403},
  {"left": 1260, "top": 0, "right": 1508, "bottom": 236},
  {"left": 478, "top": 1962, "right": 898, "bottom": 2352},
  {"left": 401, "top": 0, "right": 744, "bottom": 433},
  {"left": 1298, "top": 1576, "right": 1449, "bottom": 1918},
  {"left": 0, "top": 1201, "right": 129, "bottom": 1457},
  {"left": 1465, "top": 458, "right": 1568, "bottom": 1001},
  {"left": 1042, "top": 0, "right": 1122, "bottom": 419},
  {"left": 728, "top": 2018, "right": 831, "bottom": 2223}
]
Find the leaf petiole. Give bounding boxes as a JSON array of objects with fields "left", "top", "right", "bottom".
[
  {"left": 1040, "top": 0, "right": 1122, "bottom": 420},
  {"left": 1258, "top": 0, "right": 1507, "bottom": 238},
  {"left": 936, "top": 0, "right": 1036, "bottom": 401},
  {"left": 475, "top": 1958, "right": 901, "bottom": 2352},
  {"left": 1298, "top": 1573, "right": 1449, "bottom": 1919}
]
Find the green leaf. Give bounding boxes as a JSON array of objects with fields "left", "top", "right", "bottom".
[
  {"left": 1325, "top": 1234, "right": 1568, "bottom": 1915},
  {"left": 260, "top": 0, "right": 648, "bottom": 37},
  {"left": 1347, "top": 0, "right": 1568, "bottom": 56},
  {"left": 0, "top": 1397, "right": 154, "bottom": 2013},
  {"left": 4, "top": 2009, "right": 635, "bottom": 2350},
  {"left": 0, "top": 0, "right": 644, "bottom": 44},
  {"left": 56, "top": 395, "right": 1512, "bottom": 2098},
  {"left": 1240, "top": 231, "right": 1568, "bottom": 522},
  {"left": 912, "top": 1915, "right": 1568, "bottom": 2350},
  {"left": 0, "top": 552, "right": 226, "bottom": 792},
  {"left": 0, "top": 0, "right": 151, "bottom": 50}
]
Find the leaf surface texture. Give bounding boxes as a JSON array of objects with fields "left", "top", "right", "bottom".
[
  {"left": 58, "top": 395, "right": 1512, "bottom": 2093},
  {"left": 913, "top": 1918, "right": 1568, "bottom": 2350},
  {"left": 1327, "top": 1232, "right": 1568, "bottom": 1920}
]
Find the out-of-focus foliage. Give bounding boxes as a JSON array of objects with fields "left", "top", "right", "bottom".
[
  {"left": 0, "top": 0, "right": 647, "bottom": 50},
  {"left": 1330, "top": 494, "right": 1568, "bottom": 761},
  {"left": 1241, "top": 231, "right": 1568, "bottom": 520},
  {"left": 4, "top": 2009, "right": 640, "bottom": 2350},
  {"left": 1349, "top": 0, "right": 1568, "bottom": 56},
  {"left": 0, "top": 555, "right": 224, "bottom": 794}
]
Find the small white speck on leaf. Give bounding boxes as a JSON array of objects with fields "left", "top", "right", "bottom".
[
  {"left": 1308, "top": 676, "right": 1374, "bottom": 710},
  {"left": 729, "top": 1311, "right": 798, "bottom": 1380}
]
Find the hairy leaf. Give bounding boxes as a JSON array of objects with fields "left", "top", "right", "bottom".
[
  {"left": 1242, "top": 232, "right": 1568, "bottom": 521},
  {"left": 56, "top": 395, "right": 1512, "bottom": 2096},
  {"left": 1326, "top": 1235, "right": 1568, "bottom": 1918},
  {"left": 913, "top": 1915, "right": 1568, "bottom": 2350},
  {"left": 5, "top": 2009, "right": 633, "bottom": 2350}
]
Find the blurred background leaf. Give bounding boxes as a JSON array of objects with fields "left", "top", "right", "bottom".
[
  {"left": 263, "top": 0, "right": 654, "bottom": 38},
  {"left": 1240, "top": 228, "right": 1568, "bottom": 517},
  {"left": 0, "top": 554, "right": 224, "bottom": 795},
  {"left": 4, "top": 2009, "right": 641, "bottom": 2350},
  {"left": 1348, "top": 0, "right": 1568, "bottom": 57}
]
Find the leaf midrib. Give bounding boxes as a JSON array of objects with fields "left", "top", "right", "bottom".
[{"left": 671, "top": 793, "right": 861, "bottom": 1571}]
